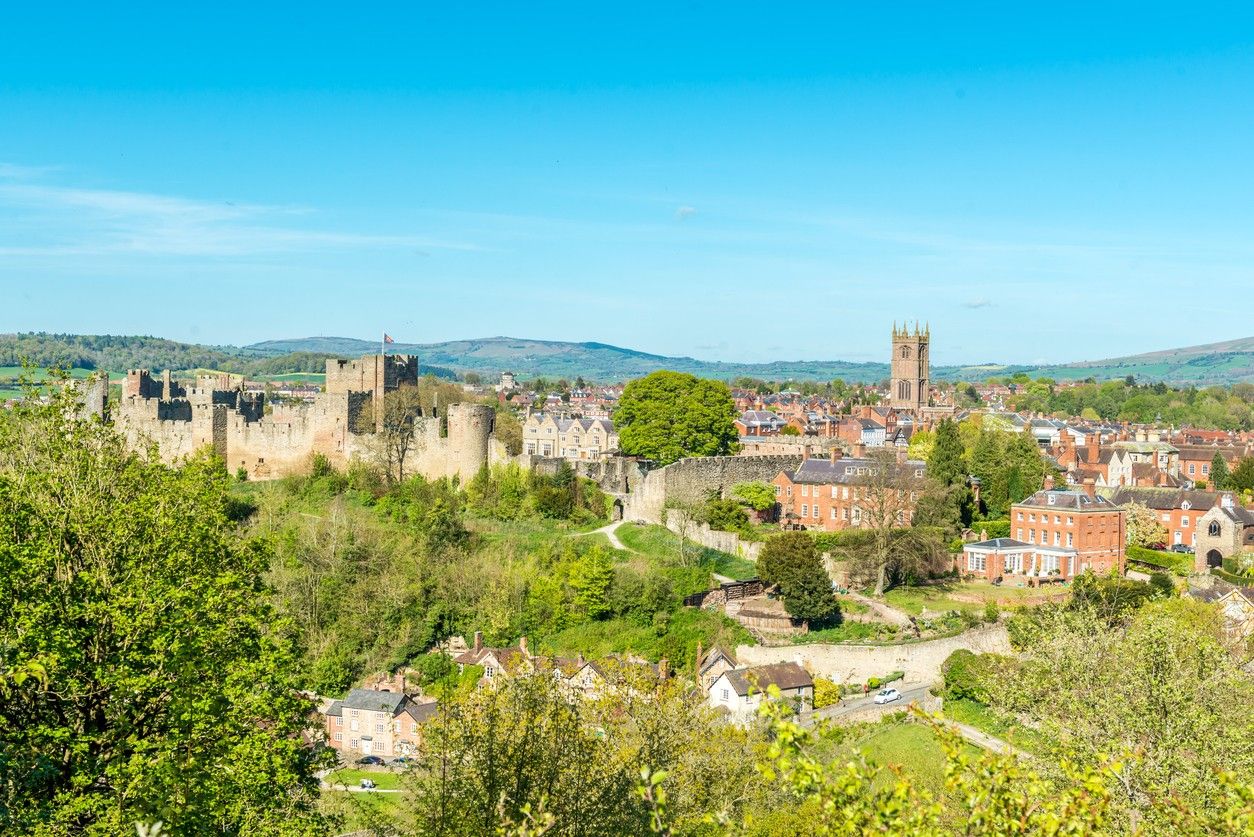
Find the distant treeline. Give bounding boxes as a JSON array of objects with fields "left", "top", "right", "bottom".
[{"left": 0, "top": 333, "right": 456, "bottom": 379}]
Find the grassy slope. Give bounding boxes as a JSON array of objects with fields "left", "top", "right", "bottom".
[{"left": 615, "top": 522, "right": 758, "bottom": 580}]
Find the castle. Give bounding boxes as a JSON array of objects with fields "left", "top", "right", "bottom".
[{"left": 115, "top": 354, "right": 501, "bottom": 480}]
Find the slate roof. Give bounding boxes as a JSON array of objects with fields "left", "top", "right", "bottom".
[
  {"left": 1017, "top": 489, "right": 1119, "bottom": 510},
  {"left": 1215, "top": 505, "right": 1254, "bottom": 527},
  {"left": 858, "top": 419, "right": 885, "bottom": 431},
  {"left": 325, "top": 700, "right": 343, "bottom": 717},
  {"left": 966, "top": 538, "right": 1032, "bottom": 550},
  {"left": 723, "top": 662, "right": 813, "bottom": 696},
  {"left": 342, "top": 688, "right": 408, "bottom": 715},
  {"left": 783, "top": 456, "right": 926, "bottom": 485},
  {"left": 1109, "top": 488, "right": 1219, "bottom": 511},
  {"left": 739, "top": 410, "right": 786, "bottom": 427},
  {"left": 402, "top": 701, "right": 440, "bottom": 724}
]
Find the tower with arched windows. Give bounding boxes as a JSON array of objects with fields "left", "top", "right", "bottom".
[{"left": 890, "top": 322, "right": 929, "bottom": 412}]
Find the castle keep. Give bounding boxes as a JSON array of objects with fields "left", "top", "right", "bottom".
[{"left": 116, "top": 354, "right": 498, "bottom": 480}]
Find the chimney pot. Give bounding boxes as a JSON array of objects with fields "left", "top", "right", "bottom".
[
  {"left": 1043, "top": 475, "right": 1055, "bottom": 491},
  {"left": 1082, "top": 478, "right": 1096, "bottom": 499},
  {"left": 473, "top": 630, "right": 483, "bottom": 653}
]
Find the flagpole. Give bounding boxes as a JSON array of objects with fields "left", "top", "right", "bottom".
[{"left": 382, "top": 332, "right": 386, "bottom": 358}]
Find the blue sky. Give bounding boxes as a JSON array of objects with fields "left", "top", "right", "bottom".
[{"left": 2, "top": 3, "right": 1252, "bottom": 365}]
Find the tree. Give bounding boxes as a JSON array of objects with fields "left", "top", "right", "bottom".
[
  {"left": 731, "top": 481, "right": 777, "bottom": 513},
  {"left": 927, "top": 419, "right": 966, "bottom": 487},
  {"left": 0, "top": 393, "right": 327, "bottom": 835},
  {"left": 758, "top": 533, "right": 839, "bottom": 625},
  {"left": 847, "top": 449, "right": 940, "bottom": 595},
  {"left": 986, "top": 599, "right": 1254, "bottom": 832},
  {"left": 704, "top": 498, "right": 749, "bottom": 534},
  {"left": 1125, "top": 501, "right": 1169, "bottom": 548},
  {"left": 779, "top": 424, "right": 801, "bottom": 436},
  {"left": 614, "top": 371, "right": 738, "bottom": 465},
  {"left": 371, "top": 383, "right": 426, "bottom": 483},
  {"left": 1229, "top": 456, "right": 1254, "bottom": 492}
]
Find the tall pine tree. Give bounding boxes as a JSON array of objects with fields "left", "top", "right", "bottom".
[{"left": 1211, "top": 452, "right": 1230, "bottom": 490}]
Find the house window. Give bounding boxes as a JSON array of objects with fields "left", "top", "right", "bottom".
[
  {"left": 1067, "top": 516, "right": 1073, "bottom": 525},
  {"left": 831, "top": 486, "right": 838, "bottom": 498},
  {"left": 1004, "top": 554, "right": 1021, "bottom": 573},
  {"left": 1017, "top": 512, "right": 1024, "bottom": 521},
  {"left": 411, "top": 723, "right": 418, "bottom": 733},
  {"left": 801, "top": 485, "right": 809, "bottom": 497},
  {"left": 774, "top": 484, "right": 781, "bottom": 495},
  {"left": 801, "top": 504, "right": 808, "bottom": 517},
  {"left": 721, "top": 688, "right": 729, "bottom": 700},
  {"left": 1053, "top": 531, "right": 1060, "bottom": 546},
  {"left": 484, "top": 666, "right": 495, "bottom": 679},
  {"left": 812, "top": 505, "right": 819, "bottom": 519},
  {"left": 1028, "top": 529, "right": 1035, "bottom": 544},
  {"left": 350, "top": 738, "right": 358, "bottom": 748},
  {"left": 1017, "top": 528, "right": 1024, "bottom": 539},
  {"left": 335, "top": 716, "right": 342, "bottom": 726},
  {"left": 1067, "top": 532, "right": 1073, "bottom": 547},
  {"left": 831, "top": 507, "right": 838, "bottom": 520},
  {"left": 1189, "top": 463, "right": 1196, "bottom": 475},
  {"left": 1039, "top": 554, "right": 1059, "bottom": 574},
  {"left": 1181, "top": 516, "right": 1189, "bottom": 527},
  {"left": 967, "top": 552, "right": 986, "bottom": 572},
  {"left": 1054, "top": 515, "right": 1061, "bottom": 524},
  {"left": 1203, "top": 464, "right": 1210, "bottom": 474},
  {"left": 1209, "top": 521, "right": 1221, "bottom": 536}
]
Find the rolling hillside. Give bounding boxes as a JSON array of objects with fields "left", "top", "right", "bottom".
[
  {"left": 5, "top": 332, "right": 1251, "bottom": 385},
  {"left": 248, "top": 335, "right": 1254, "bottom": 384}
]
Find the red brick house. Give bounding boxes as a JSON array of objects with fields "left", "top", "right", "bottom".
[
  {"left": 962, "top": 480, "right": 1125, "bottom": 582},
  {"left": 1109, "top": 487, "right": 1221, "bottom": 549},
  {"left": 772, "top": 449, "right": 926, "bottom": 532}
]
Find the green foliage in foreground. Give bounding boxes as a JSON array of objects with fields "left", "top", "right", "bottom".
[{"left": 0, "top": 394, "right": 327, "bottom": 835}]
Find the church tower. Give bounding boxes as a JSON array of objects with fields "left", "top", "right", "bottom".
[{"left": 890, "top": 322, "right": 930, "bottom": 412}]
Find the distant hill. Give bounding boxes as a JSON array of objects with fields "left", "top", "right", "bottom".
[
  {"left": 247, "top": 335, "right": 1254, "bottom": 385},
  {"left": 247, "top": 336, "right": 891, "bottom": 383},
  {"left": 4, "top": 332, "right": 1250, "bottom": 385}
]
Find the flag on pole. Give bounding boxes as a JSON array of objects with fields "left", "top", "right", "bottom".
[{"left": 383, "top": 334, "right": 395, "bottom": 344}]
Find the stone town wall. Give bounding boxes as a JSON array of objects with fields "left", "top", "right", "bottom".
[
  {"left": 624, "top": 455, "right": 802, "bottom": 524},
  {"left": 734, "top": 624, "right": 1011, "bottom": 687},
  {"left": 664, "top": 517, "right": 763, "bottom": 561}
]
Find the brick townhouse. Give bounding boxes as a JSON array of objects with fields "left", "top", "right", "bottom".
[
  {"left": 962, "top": 478, "right": 1125, "bottom": 583},
  {"left": 1109, "top": 487, "right": 1227, "bottom": 549},
  {"left": 772, "top": 448, "right": 926, "bottom": 532}
]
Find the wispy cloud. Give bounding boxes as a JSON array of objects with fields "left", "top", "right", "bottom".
[
  {"left": 674, "top": 204, "right": 697, "bottom": 220},
  {"left": 962, "top": 298, "right": 993, "bottom": 309},
  {"left": 0, "top": 167, "right": 479, "bottom": 258},
  {"left": 0, "top": 162, "right": 60, "bottom": 180}
]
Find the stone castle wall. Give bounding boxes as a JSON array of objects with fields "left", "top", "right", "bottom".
[
  {"left": 624, "top": 454, "right": 802, "bottom": 523},
  {"left": 115, "top": 354, "right": 495, "bottom": 482}
]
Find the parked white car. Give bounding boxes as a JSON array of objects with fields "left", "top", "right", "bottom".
[{"left": 873, "top": 687, "right": 901, "bottom": 705}]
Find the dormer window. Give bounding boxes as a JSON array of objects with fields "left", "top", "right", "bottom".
[
  {"left": 1181, "top": 501, "right": 1191, "bottom": 511},
  {"left": 1047, "top": 495, "right": 1056, "bottom": 506}
]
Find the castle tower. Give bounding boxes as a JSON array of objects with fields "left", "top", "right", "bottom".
[
  {"left": 890, "top": 322, "right": 930, "bottom": 413},
  {"left": 445, "top": 402, "right": 495, "bottom": 480}
]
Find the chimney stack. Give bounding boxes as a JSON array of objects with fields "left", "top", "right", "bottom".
[
  {"left": 1043, "top": 475, "right": 1055, "bottom": 491},
  {"left": 1082, "top": 478, "right": 1096, "bottom": 499},
  {"left": 473, "top": 630, "right": 483, "bottom": 653},
  {"left": 829, "top": 446, "right": 842, "bottom": 463},
  {"left": 853, "top": 443, "right": 866, "bottom": 458}
]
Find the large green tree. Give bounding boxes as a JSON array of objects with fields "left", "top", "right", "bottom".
[
  {"left": 1210, "top": 452, "right": 1231, "bottom": 490},
  {"left": 758, "top": 533, "right": 840, "bottom": 625},
  {"left": 0, "top": 393, "right": 327, "bottom": 835},
  {"left": 613, "top": 371, "right": 738, "bottom": 465}
]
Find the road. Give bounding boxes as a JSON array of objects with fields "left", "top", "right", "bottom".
[
  {"left": 804, "top": 687, "right": 1022, "bottom": 757},
  {"left": 805, "top": 684, "right": 933, "bottom": 725}
]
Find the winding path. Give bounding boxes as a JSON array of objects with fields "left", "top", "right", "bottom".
[{"left": 582, "top": 520, "right": 631, "bottom": 551}]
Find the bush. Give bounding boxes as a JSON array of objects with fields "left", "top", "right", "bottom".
[
  {"left": 813, "top": 677, "right": 840, "bottom": 709},
  {"left": 983, "top": 600, "right": 1000, "bottom": 623},
  {"left": 941, "top": 649, "right": 990, "bottom": 702},
  {"left": 1148, "top": 572, "right": 1175, "bottom": 599}
]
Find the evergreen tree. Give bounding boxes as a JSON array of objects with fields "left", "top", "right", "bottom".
[
  {"left": 927, "top": 418, "right": 967, "bottom": 487},
  {"left": 1211, "top": 452, "right": 1231, "bottom": 490}
]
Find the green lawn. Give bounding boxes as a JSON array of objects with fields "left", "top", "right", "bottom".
[
  {"left": 326, "top": 767, "right": 403, "bottom": 790},
  {"left": 319, "top": 786, "right": 403, "bottom": 832},
  {"left": 882, "top": 581, "right": 1069, "bottom": 616}
]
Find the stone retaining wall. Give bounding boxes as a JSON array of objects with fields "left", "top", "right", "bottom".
[{"left": 735, "top": 624, "right": 1011, "bottom": 686}]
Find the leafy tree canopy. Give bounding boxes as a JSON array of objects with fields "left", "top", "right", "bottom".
[{"left": 614, "top": 371, "right": 738, "bottom": 465}]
